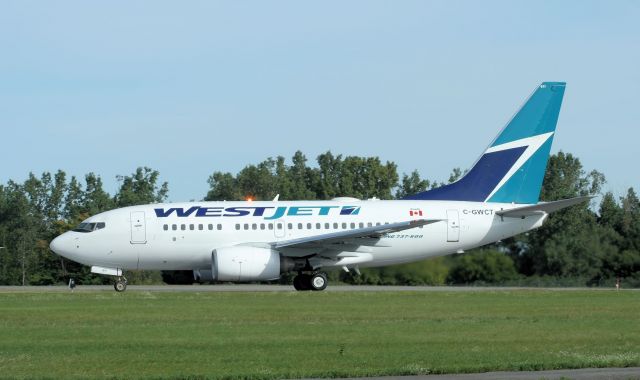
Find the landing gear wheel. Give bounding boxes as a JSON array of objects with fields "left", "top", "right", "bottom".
[
  {"left": 114, "top": 277, "right": 127, "bottom": 292},
  {"left": 293, "top": 274, "right": 310, "bottom": 291},
  {"left": 310, "top": 272, "right": 328, "bottom": 291}
]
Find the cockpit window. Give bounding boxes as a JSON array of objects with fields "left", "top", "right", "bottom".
[{"left": 72, "top": 222, "right": 106, "bottom": 233}]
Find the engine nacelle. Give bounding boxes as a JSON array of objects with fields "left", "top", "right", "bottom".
[{"left": 212, "top": 246, "right": 284, "bottom": 282}]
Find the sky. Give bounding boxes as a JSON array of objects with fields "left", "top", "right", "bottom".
[{"left": 1, "top": 1, "right": 638, "bottom": 202}]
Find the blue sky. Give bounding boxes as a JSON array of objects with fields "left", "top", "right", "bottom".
[{"left": 1, "top": 1, "right": 638, "bottom": 202}]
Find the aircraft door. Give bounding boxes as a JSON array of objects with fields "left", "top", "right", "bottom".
[
  {"left": 446, "top": 209, "right": 460, "bottom": 242},
  {"left": 274, "top": 220, "right": 286, "bottom": 239},
  {"left": 130, "top": 211, "right": 147, "bottom": 244}
]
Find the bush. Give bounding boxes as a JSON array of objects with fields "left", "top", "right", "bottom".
[{"left": 447, "top": 249, "right": 518, "bottom": 285}]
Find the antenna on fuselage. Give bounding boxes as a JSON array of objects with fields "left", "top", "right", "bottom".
[{"left": 272, "top": 194, "right": 280, "bottom": 202}]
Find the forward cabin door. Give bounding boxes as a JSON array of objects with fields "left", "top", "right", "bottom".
[
  {"left": 130, "top": 211, "right": 147, "bottom": 244},
  {"left": 446, "top": 209, "right": 460, "bottom": 242}
]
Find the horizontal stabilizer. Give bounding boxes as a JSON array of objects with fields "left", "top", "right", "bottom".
[{"left": 496, "top": 196, "right": 592, "bottom": 218}]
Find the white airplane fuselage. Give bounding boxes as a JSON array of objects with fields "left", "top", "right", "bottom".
[
  {"left": 49, "top": 81, "right": 571, "bottom": 291},
  {"left": 51, "top": 199, "right": 544, "bottom": 272}
]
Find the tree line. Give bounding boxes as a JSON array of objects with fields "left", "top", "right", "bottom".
[{"left": 0, "top": 151, "right": 638, "bottom": 287}]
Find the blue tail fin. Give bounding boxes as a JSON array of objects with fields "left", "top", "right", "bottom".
[{"left": 404, "top": 82, "right": 566, "bottom": 204}]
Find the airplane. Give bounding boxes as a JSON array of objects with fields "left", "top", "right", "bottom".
[{"left": 50, "top": 82, "right": 590, "bottom": 292}]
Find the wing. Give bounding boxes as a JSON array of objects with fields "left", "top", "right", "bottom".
[
  {"left": 496, "top": 196, "right": 592, "bottom": 218},
  {"left": 273, "top": 219, "right": 442, "bottom": 255}
]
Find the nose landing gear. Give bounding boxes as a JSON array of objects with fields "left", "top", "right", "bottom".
[
  {"left": 114, "top": 276, "right": 128, "bottom": 292},
  {"left": 293, "top": 272, "right": 328, "bottom": 291}
]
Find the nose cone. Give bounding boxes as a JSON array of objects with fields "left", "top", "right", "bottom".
[
  {"left": 50, "top": 235, "right": 62, "bottom": 254},
  {"left": 50, "top": 233, "right": 71, "bottom": 257}
]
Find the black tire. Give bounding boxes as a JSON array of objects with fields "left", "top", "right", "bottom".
[
  {"left": 309, "top": 272, "right": 328, "bottom": 291},
  {"left": 114, "top": 280, "right": 127, "bottom": 292},
  {"left": 293, "top": 275, "right": 302, "bottom": 291},
  {"left": 293, "top": 274, "right": 310, "bottom": 291}
]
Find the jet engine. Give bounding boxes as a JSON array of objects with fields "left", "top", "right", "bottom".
[{"left": 206, "top": 246, "right": 294, "bottom": 282}]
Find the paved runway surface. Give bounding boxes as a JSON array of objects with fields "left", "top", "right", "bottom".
[
  {"left": 317, "top": 367, "right": 640, "bottom": 380},
  {"left": 0, "top": 284, "right": 636, "bottom": 292}
]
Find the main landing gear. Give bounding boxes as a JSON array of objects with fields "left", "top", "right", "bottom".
[
  {"left": 293, "top": 272, "right": 328, "bottom": 291},
  {"left": 113, "top": 276, "right": 127, "bottom": 292}
]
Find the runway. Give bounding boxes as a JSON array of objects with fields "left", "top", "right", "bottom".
[
  {"left": 0, "top": 284, "right": 636, "bottom": 292},
  {"left": 0, "top": 284, "right": 636, "bottom": 293}
]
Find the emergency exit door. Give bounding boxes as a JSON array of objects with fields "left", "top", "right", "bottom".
[
  {"left": 446, "top": 209, "right": 460, "bottom": 242},
  {"left": 130, "top": 211, "right": 147, "bottom": 244}
]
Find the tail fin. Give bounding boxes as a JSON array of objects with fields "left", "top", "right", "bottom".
[{"left": 404, "top": 82, "right": 566, "bottom": 204}]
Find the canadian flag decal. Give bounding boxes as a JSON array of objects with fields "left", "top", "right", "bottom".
[{"left": 409, "top": 208, "right": 423, "bottom": 217}]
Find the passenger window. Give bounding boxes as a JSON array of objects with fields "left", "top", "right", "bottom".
[
  {"left": 244, "top": 223, "right": 249, "bottom": 230},
  {"left": 198, "top": 224, "right": 203, "bottom": 231},
  {"left": 260, "top": 223, "right": 265, "bottom": 230},
  {"left": 324, "top": 223, "right": 330, "bottom": 229},
  {"left": 367, "top": 222, "right": 372, "bottom": 227},
  {"left": 268, "top": 223, "right": 274, "bottom": 230},
  {"left": 235, "top": 224, "right": 240, "bottom": 230},
  {"left": 376, "top": 222, "right": 381, "bottom": 226},
  {"left": 252, "top": 223, "right": 257, "bottom": 230},
  {"left": 342, "top": 223, "right": 347, "bottom": 229},
  {"left": 163, "top": 224, "right": 168, "bottom": 231},
  {"left": 277, "top": 223, "right": 283, "bottom": 230},
  {"left": 350, "top": 223, "right": 356, "bottom": 229},
  {"left": 217, "top": 224, "right": 222, "bottom": 230},
  {"left": 208, "top": 224, "right": 213, "bottom": 230},
  {"left": 181, "top": 224, "right": 186, "bottom": 231},
  {"left": 172, "top": 224, "right": 177, "bottom": 231},
  {"left": 333, "top": 223, "right": 338, "bottom": 229},
  {"left": 288, "top": 223, "right": 292, "bottom": 230},
  {"left": 316, "top": 223, "right": 321, "bottom": 229},
  {"left": 359, "top": 222, "right": 364, "bottom": 228},
  {"left": 298, "top": 223, "right": 303, "bottom": 230},
  {"left": 307, "top": 223, "right": 312, "bottom": 229},
  {"left": 189, "top": 224, "right": 195, "bottom": 231}
]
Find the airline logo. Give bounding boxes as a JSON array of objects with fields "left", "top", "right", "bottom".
[{"left": 154, "top": 205, "right": 361, "bottom": 220}]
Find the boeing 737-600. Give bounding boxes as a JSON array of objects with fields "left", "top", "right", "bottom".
[{"left": 50, "top": 82, "right": 589, "bottom": 292}]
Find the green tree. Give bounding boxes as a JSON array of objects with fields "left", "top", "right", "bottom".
[
  {"left": 599, "top": 192, "right": 622, "bottom": 230},
  {"left": 316, "top": 151, "right": 342, "bottom": 199},
  {"left": 205, "top": 172, "right": 239, "bottom": 201},
  {"left": 83, "top": 173, "right": 114, "bottom": 216},
  {"left": 510, "top": 152, "right": 605, "bottom": 279},
  {"left": 395, "top": 170, "right": 431, "bottom": 199},
  {"left": 114, "top": 167, "right": 168, "bottom": 207},
  {"left": 287, "top": 151, "right": 317, "bottom": 200}
]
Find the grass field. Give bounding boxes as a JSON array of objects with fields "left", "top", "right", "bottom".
[{"left": 0, "top": 289, "right": 639, "bottom": 379}]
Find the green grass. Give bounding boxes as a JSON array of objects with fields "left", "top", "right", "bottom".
[{"left": 0, "top": 290, "right": 639, "bottom": 379}]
